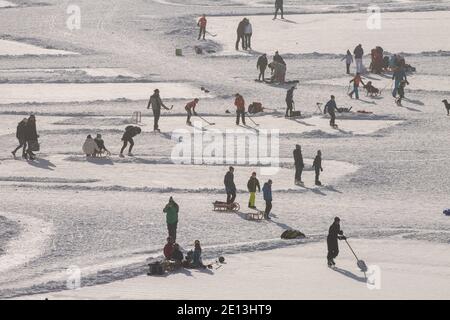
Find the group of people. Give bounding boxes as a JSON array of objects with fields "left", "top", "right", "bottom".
[
  {"left": 293, "top": 145, "right": 324, "bottom": 186},
  {"left": 236, "top": 18, "right": 253, "bottom": 51},
  {"left": 256, "top": 51, "right": 287, "bottom": 83},
  {"left": 82, "top": 134, "right": 110, "bottom": 157},
  {"left": 11, "top": 115, "right": 39, "bottom": 160}
]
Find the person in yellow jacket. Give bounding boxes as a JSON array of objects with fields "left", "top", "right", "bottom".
[{"left": 247, "top": 172, "right": 261, "bottom": 209}]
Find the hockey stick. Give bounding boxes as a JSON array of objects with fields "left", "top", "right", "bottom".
[
  {"left": 206, "top": 31, "right": 217, "bottom": 37},
  {"left": 196, "top": 114, "right": 215, "bottom": 126},
  {"left": 246, "top": 113, "right": 260, "bottom": 126}
]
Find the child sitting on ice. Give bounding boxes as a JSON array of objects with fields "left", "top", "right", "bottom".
[
  {"left": 363, "top": 81, "right": 380, "bottom": 97},
  {"left": 82, "top": 135, "right": 100, "bottom": 157}
]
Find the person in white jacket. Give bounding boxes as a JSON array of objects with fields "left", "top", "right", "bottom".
[
  {"left": 82, "top": 135, "right": 100, "bottom": 157},
  {"left": 341, "top": 50, "right": 354, "bottom": 74},
  {"left": 244, "top": 19, "right": 252, "bottom": 50}
]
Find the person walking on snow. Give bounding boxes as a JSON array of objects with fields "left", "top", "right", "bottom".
[
  {"left": 197, "top": 14, "right": 207, "bottom": 40},
  {"left": 185, "top": 98, "right": 199, "bottom": 125},
  {"left": 244, "top": 19, "right": 253, "bottom": 50},
  {"left": 257, "top": 53, "right": 268, "bottom": 81},
  {"left": 348, "top": 73, "right": 365, "bottom": 100},
  {"left": 285, "top": 86, "right": 296, "bottom": 117},
  {"left": 342, "top": 50, "right": 354, "bottom": 74},
  {"left": 24, "top": 114, "right": 39, "bottom": 160},
  {"left": 293, "top": 144, "right": 304, "bottom": 185},
  {"left": 392, "top": 65, "right": 408, "bottom": 98},
  {"left": 235, "top": 18, "right": 247, "bottom": 50},
  {"left": 312, "top": 150, "right": 323, "bottom": 186},
  {"left": 273, "top": 0, "right": 284, "bottom": 19},
  {"left": 82, "top": 135, "right": 100, "bottom": 157},
  {"left": 247, "top": 172, "right": 261, "bottom": 209},
  {"left": 442, "top": 99, "right": 450, "bottom": 116},
  {"left": 262, "top": 179, "right": 273, "bottom": 220},
  {"left": 234, "top": 93, "right": 246, "bottom": 125},
  {"left": 353, "top": 44, "right": 364, "bottom": 74},
  {"left": 147, "top": 88, "right": 171, "bottom": 132},
  {"left": 224, "top": 166, "right": 236, "bottom": 204},
  {"left": 324, "top": 95, "right": 338, "bottom": 128},
  {"left": 11, "top": 118, "right": 28, "bottom": 159},
  {"left": 163, "top": 197, "right": 179, "bottom": 242},
  {"left": 327, "top": 217, "right": 346, "bottom": 267},
  {"left": 119, "top": 125, "right": 141, "bottom": 157}
]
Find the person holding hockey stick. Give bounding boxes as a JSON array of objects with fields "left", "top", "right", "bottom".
[
  {"left": 147, "top": 89, "right": 172, "bottom": 132},
  {"left": 247, "top": 171, "right": 261, "bottom": 209},
  {"left": 185, "top": 98, "right": 199, "bottom": 126},
  {"left": 327, "top": 217, "right": 346, "bottom": 267}
]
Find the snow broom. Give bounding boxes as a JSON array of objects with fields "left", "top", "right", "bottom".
[{"left": 345, "top": 239, "right": 368, "bottom": 275}]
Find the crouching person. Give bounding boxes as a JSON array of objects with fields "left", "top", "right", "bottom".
[
  {"left": 82, "top": 135, "right": 100, "bottom": 157},
  {"left": 184, "top": 240, "right": 206, "bottom": 269}
]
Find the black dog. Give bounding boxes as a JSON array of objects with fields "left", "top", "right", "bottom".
[{"left": 443, "top": 99, "right": 450, "bottom": 116}]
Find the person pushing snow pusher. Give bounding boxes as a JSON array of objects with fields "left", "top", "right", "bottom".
[
  {"left": 119, "top": 125, "right": 141, "bottom": 157},
  {"left": 247, "top": 172, "right": 261, "bottom": 209},
  {"left": 327, "top": 217, "right": 346, "bottom": 268},
  {"left": 185, "top": 98, "right": 199, "bottom": 126},
  {"left": 293, "top": 144, "right": 304, "bottom": 185},
  {"left": 147, "top": 88, "right": 172, "bottom": 132}
]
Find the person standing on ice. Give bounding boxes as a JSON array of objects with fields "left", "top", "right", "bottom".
[
  {"left": 234, "top": 93, "right": 246, "bottom": 125},
  {"left": 353, "top": 44, "right": 364, "bottom": 74},
  {"left": 341, "top": 50, "right": 354, "bottom": 75},
  {"left": 273, "top": 51, "right": 286, "bottom": 66},
  {"left": 163, "top": 197, "right": 179, "bottom": 242},
  {"left": 327, "top": 217, "right": 346, "bottom": 267},
  {"left": 24, "top": 114, "right": 39, "bottom": 160},
  {"left": 324, "top": 95, "right": 338, "bottom": 128},
  {"left": 244, "top": 19, "right": 253, "bottom": 50},
  {"left": 119, "top": 125, "right": 141, "bottom": 157},
  {"left": 392, "top": 65, "right": 408, "bottom": 98},
  {"left": 273, "top": 0, "right": 284, "bottom": 20},
  {"left": 348, "top": 73, "right": 365, "bottom": 100},
  {"left": 257, "top": 53, "right": 268, "bottom": 81},
  {"left": 247, "top": 172, "right": 261, "bottom": 209},
  {"left": 293, "top": 144, "right": 304, "bottom": 185},
  {"left": 224, "top": 166, "right": 236, "bottom": 204},
  {"left": 285, "top": 86, "right": 296, "bottom": 117},
  {"left": 262, "top": 179, "right": 273, "bottom": 220},
  {"left": 312, "top": 150, "right": 323, "bottom": 186},
  {"left": 185, "top": 98, "right": 199, "bottom": 126},
  {"left": 197, "top": 14, "right": 207, "bottom": 40},
  {"left": 11, "top": 118, "right": 28, "bottom": 159},
  {"left": 147, "top": 88, "right": 171, "bottom": 132},
  {"left": 235, "top": 18, "right": 247, "bottom": 50}
]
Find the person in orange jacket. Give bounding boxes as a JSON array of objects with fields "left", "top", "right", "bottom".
[
  {"left": 234, "top": 93, "right": 246, "bottom": 125},
  {"left": 348, "top": 73, "right": 365, "bottom": 100},
  {"left": 185, "top": 98, "right": 199, "bottom": 125},
  {"left": 197, "top": 14, "right": 207, "bottom": 40}
]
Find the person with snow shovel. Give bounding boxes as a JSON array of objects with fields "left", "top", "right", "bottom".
[{"left": 327, "top": 217, "right": 346, "bottom": 268}]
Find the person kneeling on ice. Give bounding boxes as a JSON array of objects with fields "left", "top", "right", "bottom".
[
  {"left": 262, "top": 179, "right": 273, "bottom": 220},
  {"left": 94, "top": 134, "right": 110, "bottom": 157},
  {"left": 324, "top": 95, "right": 339, "bottom": 128},
  {"left": 185, "top": 98, "right": 199, "bottom": 126},
  {"left": 312, "top": 150, "right": 323, "bottom": 186},
  {"left": 171, "top": 243, "right": 184, "bottom": 267},
  {"left": 82, "top": 135, "right": 100, "bottom": 157},
  {"left": 120, "top": 126, "right": 141, "bottom": 157},
  {"left": 247, "top": 172, "right": 261, "bottom": 209},
  {"left": 327, "top": 217, "right": 346, "bottom": 267}
]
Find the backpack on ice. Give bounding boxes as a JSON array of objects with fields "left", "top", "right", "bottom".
[
  {"left": 444, "top": 209, "right": 450, "bottom": 216},
  {"left": 281, "top": 229, "right": 306, "bottom": 240}
]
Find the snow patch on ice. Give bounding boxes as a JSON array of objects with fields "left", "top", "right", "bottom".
[
  {"left": 0, "top": 1, "right": 17, "bottom": 8},
  {"left": 0, "top": 39, "right": 78, "bottom": 56}
]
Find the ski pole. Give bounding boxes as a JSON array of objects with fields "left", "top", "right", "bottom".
[{"left": 197, "top": 114, "right": 215, "bottom": 126}]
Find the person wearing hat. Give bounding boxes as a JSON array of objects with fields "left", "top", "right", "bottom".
[
  {"left": 147, "top": 88, "right": 171, "bottom": 132},
  {"left": 82, "top": 134, "right": 100, "bottom": 157},
  {"left": 24, "top": 114, "right": 39, "bottom": 160},
  {"left": 324, "top": 95, "right": 338, "bottom": 128},
  {"left": 163, "top": 196, "right": 179, "bottom": 242},
  {"left": 327, "top": 217, "right": 346, "bottom": 267},
  {"left": 119, "top": 126, "right": 141, "bottom": 157},
  {"left": 11, "top": 118, "right": 28, "bottom": 159},
  {"left": 257, "top": 53, "right": 268, "bottom": 82},
  {"left": 94, "top": 133, "right": 110, "bottom": 156},
  {"left": 262, "top": 179, "right": 273, "bottom": 220},
  {"left": 247, "top": 171, "right": 261, "bottom": 209}
]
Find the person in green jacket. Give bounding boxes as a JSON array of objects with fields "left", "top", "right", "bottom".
[
  {"left": 247, "top": 172, "right": 261, "bottom": 209},
  {"left": 163, "top": 197, "right": 179, "bottom": 242}
]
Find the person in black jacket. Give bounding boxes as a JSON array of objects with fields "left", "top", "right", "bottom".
[
  {"left": 119, "top": 126, "right": 141, "bottom": 157},
  {"left": 147, "top": 89, "right": 171, "bottom": 132},
  {"left": 235, "top": 18, "right": 247, "bottom": 51},
  {"left": 285, "top": 86, "right": 296, "bottom": 117},
  {"left": 257, "top": 54, "right": 268, "bottom": 81},
  {"left": 224, "top": 166, "right": 236, "bottom": 204},
  {"left": 273, "top": 51, "right": 286, "bottom": 66},
  {"left": 324, "top": 95, "right": 338, "bottom": 128},
  {"left": 273, "top": 0, "right": 284, "bottom": 19},
  {"left": 94, "top": 134, "right": 110, "bottom": 156},
  {"left": 11, "top": 118, "right": 28, "bottom": 159},
  {"left": 312, "top": 150, "right": 323, "bottom": 186},
  {"left": 24, "top": 115, "right": 39, "bottom": 160},
  {"left": 293, "top": 144, "right": 304, "bottom": 185},
  {"left": 327, "top": 217, "right": 346, "bottom": 267},
  {"left": 247, "top": 172, "right": 261, "bottom": 208}
]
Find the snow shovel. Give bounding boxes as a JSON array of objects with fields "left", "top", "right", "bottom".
[
  {"left": 197, "top": 114, "right": 215, "bottom": 126},
  {"left": 345, "top": 239, "right": 368, "bottom": 274}
]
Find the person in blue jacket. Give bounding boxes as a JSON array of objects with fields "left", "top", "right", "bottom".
[
  {"left": 392, "top": 65, "right": 409, "bottom": 98},
  {"left": 262, "top": 179, "right": 273, "bottom": 220}
]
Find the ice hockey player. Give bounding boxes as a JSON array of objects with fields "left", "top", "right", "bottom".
[
  {"left": 119, "top": 125, "right": 141, "bottom": 157},
  {"left": 147, "top": 89, "right": 171, "bottom": 132},
  {"left": 185, "top": 98, "right": 199, "bottom": 125},
  {"left": 327, "top": 217, "right": 346, "bottom": 267},
  {"left": 324, "top": 95, "right": 338, "bottom": 128}
]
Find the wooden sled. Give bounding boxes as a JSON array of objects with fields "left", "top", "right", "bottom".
[{"left": 213, "top": 201, "right": 240, "bottom": 212}]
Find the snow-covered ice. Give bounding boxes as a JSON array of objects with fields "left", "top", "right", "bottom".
[
  {"left": 0, "top": 1, "right": 16, "bottom": 8},
  {"left": 0, "top": 39, "right": 78, "bottom": 56}
]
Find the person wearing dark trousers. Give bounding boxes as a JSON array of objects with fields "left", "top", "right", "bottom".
[
  {"left": 11, "top": 118, "right": 28, "bottom": 159},
  {"left": 312, "top": 150, "right": 323, "bottom": 186},
  {"left": 262, "top": 179, "right": 273, "bottom": 220},
  {"left": 224, "top": 167, "right": 236, "bottom": 204},
  {"left": 235, "top": 18, "right": 247, "bottom": 50},
  {"left": 234, "top": 93, "right": 246, "bottom": 125},
  {"left": 197, "top": 14, "right": 207, "bottom": 40},
  {"left": 273, "top": 0, "right": 284, "bottom": 19},
  {"left": 120, "top": 126, "right": 141, "bottom": 157},
  {"left": 327, "top": 217, "right": 346, "bottom": 267},
  {"left": 244, "top": 19, "right": 253, "bottom": 50},
  {"left": 147, "top": 88, "right": 171, "bottom": 132},
  {"left": 163, "top": 197, "right": 179, "bottom": 242},
  {"left": 324, "top": 95, "right": 338, "bottom": 128},
  {"left": 24, "top": 114, "right": 39, "bottom": 160},
  {"left": 185, "top": 98, "right": 199, "bottom": 125},
  {"left": 442, "top": 99, "right": 450, "bottom": 116},
  {"left": 293, "top": 144, "right": 304, "bottom": 185},
  {"left": 285, "top": 86, "right": 295, "bottom": 117},
  {"left": 257, "top": 53, "right": 268, "bottom": 81}
]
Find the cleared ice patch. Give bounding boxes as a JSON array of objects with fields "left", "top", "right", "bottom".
[
  {"left": 0, "top": 1, "right": 17, "bottom": 8},
  {"left": 0, "top": 83, "right": 212, "bottom": 104},
  {"left": 207, "top": 11, "right": 450, "bottom": 55},
  {"left": 0, "top": 39, "right": 78, "bottom": 56}
]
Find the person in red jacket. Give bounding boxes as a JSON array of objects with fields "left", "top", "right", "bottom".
[
  {"left": 234, "top": 93, "right": 246, "bottom": 125},
  {"left": 185, "top": 98, "right": 199, "bottom": 125},
  {"left": 163, "top": 236, "right": 174, "bottom": 259},
  {"left": 197, "top": 14, "right": 207, "bottom": 40}
]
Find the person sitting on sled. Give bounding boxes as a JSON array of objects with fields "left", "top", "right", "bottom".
[
  {"left": 363, "top": 81, "right": 380, "bottom": 96},
  {"left": 184, "top": 240, "right": 206, "bottom": 269}
]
